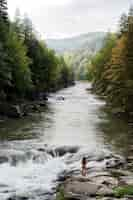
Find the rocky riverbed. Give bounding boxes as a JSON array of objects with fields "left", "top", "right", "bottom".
[
  {"left": 1, "top": 83, "right": 133, "bottom": 200},
  {"left": 56, "top": 151, "right": 133, "bottom": 200}
]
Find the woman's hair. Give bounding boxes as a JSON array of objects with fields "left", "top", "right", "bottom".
[{"left": 82, "top": 157, "right": 87, "bottom": 165}]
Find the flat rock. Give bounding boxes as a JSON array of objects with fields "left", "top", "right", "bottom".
[
  {"left": 64, "top": 181, "right": 100, "bottom": 196},
  {"left": 91, "top": 176, "right": 118, "bottom": 187},
  {"left": 120, "top": 176, "right": 133, "bottom": 185},
  {"left": 97, "top": 186, "right": 114, "bottom": 196}
]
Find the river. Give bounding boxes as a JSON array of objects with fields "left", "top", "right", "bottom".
[{"left": 0, "top": 82, "right": 132, "bottom": 200}]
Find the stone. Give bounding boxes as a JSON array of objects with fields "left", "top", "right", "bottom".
[
  {"left": 49, "top": 146, "right": 79, "bottom": 157},
  {"left": 111, "top": 169, "right": 131, "bottom": 177},
  {"left": 91, "top": 176, "right": 118, "bottom": 188},
  {"left": 64, "top": 181, "right": 100, "bottom": 196},
  {"left": 0, "top": 156, "right": 8, "bottom": 164},
  {"left": 120, "top": 176, "right": 133, "bottom": 185},
  {"left": 0, "top": 103, "right": 23, "bottom": 118},
  {"left": 97, "top": 186, "right": 114, "bottom": 196},
  {"left": 106, "top": 157, "right": 125, "bottom": 169}
]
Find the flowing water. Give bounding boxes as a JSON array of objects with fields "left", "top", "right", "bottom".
[{"left": 0, "top": 82, "right": 133, "bottom": 200}]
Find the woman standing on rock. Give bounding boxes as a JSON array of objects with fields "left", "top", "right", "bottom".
[{"left": 81, "top": 157, "right": 87, "bottom": 176}]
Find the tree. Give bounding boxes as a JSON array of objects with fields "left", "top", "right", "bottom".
[
  {"left": 13, "top": 8, "right": 24, "bottom": 39},
  {"left": 23, "top": 14, "right": 34, "bottom": 42},
  {"left": 91, "top": 33, "right": 116, "bottom": 93},
  {"left": 0, "top": 0, "right": 8, "bottom": 23},
  {"left": 0, "top": 41, "right": 12, "bottom": 92},
  {"left": 6, "top": 26, "right": 32, "bottom": 96},
  {"left": 118, "top": 13, "right": 128, "bottom": 36}
]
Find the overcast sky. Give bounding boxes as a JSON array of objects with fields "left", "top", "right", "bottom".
[{"left": 8, "top": 0, "right": 132, "bottom": 39}]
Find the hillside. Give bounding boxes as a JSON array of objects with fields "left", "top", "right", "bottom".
[
  {"left": 46, "top": 32, "right": 105, "bottom": 53},
  {"left": 46, "top": 32, "right": 106, "bottom": 79}
]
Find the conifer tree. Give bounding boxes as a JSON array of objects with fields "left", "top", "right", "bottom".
[
  {"left": 0, "top": 0, "right": 8, "bottom": 23},
  {"left": 119, "top": 13, "right": 128, "bottom": 36}
]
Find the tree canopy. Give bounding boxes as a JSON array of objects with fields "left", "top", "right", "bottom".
[
  {"left": 0, "top": 2, "right": 74, "bottom": 101},
  {"left": 87, "top": 7, "right": 133, "bottom": 117}
]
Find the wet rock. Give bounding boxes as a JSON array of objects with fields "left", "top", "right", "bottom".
[
  {"left": 54, "top": 146, "right": 79, "bottom": 157},
  {"left": 38, "top": 148, "right": 45, "bottom": 152},
  {"left": 8, "top": 197, "right": 28, "bottom": 200},
  {"left": 0, "top": 156, "right": 8, "bottom": 164},
  {"left": 120, "top": 175, "right": 133, "bottom": 185},
  {"left": 63, "top": 180, "right": 100, "bottom": 197},
  {"left": 98, "top": 198, "right": 125, "bottom": 200},
  {"left": 57, "top": 96, "right": 65, "bottom": 101},
  {"left": 97, "top": 186, "right": 114, "bottom": 196},
  {"left": 47, "top": 146, "right": 79, "bottom": 157},
  {"left": 32, "top": 104, "right": 40, "bottom": 111},
  {"left": 64, "top": 193, "right": 83, "bottom": 200},
  {"left": 126, "top": 156, "right": 133, "bottom": 162},
  {"left": 39, "top": 101, "right": 46, "bottom": 107},
  {"left": 111, "top": 169, "right": 132, "bottom": 178},
  {"left": 91, "top": 176, "right": 118, "bottom": 188},
  {"left": 58, "top": 174, "right": 67, "bottom": 182},
  {"left": 110, "top": 107, "right": 124, "bottom": 117},
  {"left": 68, "top": 176, "right": 92, "bottom": 183},
  {"left": 0, "top": 103, "right": 23, "bottom": 118},
  {"left": 106, "top": 157, "right": 125, "bottom": 169},
  {"left": 89, "top": 172, "right": 110, "bottom": 178},
  {"left": 124, "top": 195, "right": 133, "bottom": 199}
]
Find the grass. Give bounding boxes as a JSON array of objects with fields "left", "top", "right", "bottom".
[
  {"left": 114, "top": 185, "right": 133, "bottom": 198},
  {"left": 56, "top": 187, "right": 65, "bottom": 200}
]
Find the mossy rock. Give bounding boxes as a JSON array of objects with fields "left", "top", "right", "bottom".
[
  {"left": 113, "top": 185, "right": 133, "bottom": 198},
  {"left": 56, "top": 187, "right": 65, "bottom": 200}
]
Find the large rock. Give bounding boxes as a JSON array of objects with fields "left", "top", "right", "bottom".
[
  {"left": 0, "top": 103, "right": 23, "bottom": 118},
  {"left": 97, "top": 186, "right": 114, "bottom": 196},
  {"left": 63, "top": 180, "right": 100, "bottom": 197},
  {"left": 91, "top": 176, "right": 118, "bottom": 188},
  {"left": 47, "top": 146, "right": 79, "bottom": 157},
  {"left": 120, "top": 175, "right": 133, "bottom": 185},
  {"left": 0, "top": 156, "right": 8, "bottom": 164}
]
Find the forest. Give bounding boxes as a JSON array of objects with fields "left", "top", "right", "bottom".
[
  {"left": 87, "top": 7, "right": 133, "bottom": 118},
  {"left": 0, "top": 0, "right": 74, "bottom": 103}
]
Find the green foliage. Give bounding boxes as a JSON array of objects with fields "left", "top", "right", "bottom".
[
  {"left": 0, "top": 2, "right": 74, "bottom": 101},
  {"left": 87, "top": 33, "right": 116, "bottom": 89},
  {"left": 47, "top": 32, "right": 105, "bottom": 80},
  {"left": 6, "top": 26, "right": 32, "bottom": 95},
  {"left": 56, "top": 187, "right": 65, "bottom": 200},
  {"left": 114, "top": 185, "right": 133, "bottom": 198},
  {"left": 0, "top": 41, "right": 12, "bottom": 90},
  {"left": 87, "top": 6, "right": 133, "bottom": 117},
  {"left": 0, "top": 0, "right": 8, "bottom": 23}
]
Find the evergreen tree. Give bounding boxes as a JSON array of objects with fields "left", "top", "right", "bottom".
[
  {"left": 0, "top": 0, "right": 8, "bottom": 23},
  {"left": 119, "top": 13, "right": 128, "bottom": 36}
]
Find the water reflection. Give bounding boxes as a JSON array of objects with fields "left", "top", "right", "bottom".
[
  {"left": 97, "top": 105, "right": 133, "bottom": 156},
  {"left": 0, "top": 82, "right": 132, "bottom": 156}
]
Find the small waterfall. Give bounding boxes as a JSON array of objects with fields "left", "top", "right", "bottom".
[{"left": 0, "top": 145, "right": 81, "bottom": 200}]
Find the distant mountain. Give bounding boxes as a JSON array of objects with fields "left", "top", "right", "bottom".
[
  {"left": 46, "top": 32, "right": 106, "bottom": 53},
  {"left": 46, "top": 32, "right": 106, "bottom": 79}
]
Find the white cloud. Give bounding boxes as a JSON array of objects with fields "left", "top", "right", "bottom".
[{"left": 8, "top": 0, "right": 131, "bottom": 39}]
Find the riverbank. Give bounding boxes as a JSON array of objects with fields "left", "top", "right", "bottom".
[
  {"left": 0, "top": 82, "right": 133, "bottom": 200},
  {"left": 56, "top": 152, "right": 133, "bottom": 200},
  {"left": 0, "top": 82, "right": 75, "bottom": 119},
  {"left": 0, "top": 99, "right": 48, "bottom": 119}
]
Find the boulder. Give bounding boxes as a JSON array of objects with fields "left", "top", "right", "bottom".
[
  {"left": 57, "top": 96, "right": 65, "bottom": 101},
  {"left": 120, "top": 176, "right": 133, "bottom": 185},
  {"left": 8, "top": 197, "right": 28, "bottom": 200},
  {"left": 0, "top": 156, "right": 8, "bottom": 164},
  {"left": 63, "top": 180, "right": 100, "bottom": 197},
  {"left": 91, "top": 176, "right": 118, "bottom": 188},
  {"left": 97, "top": 186, "right": 114, "bottom": 196},
  {"left": 54, "top": 146, "right": 79, "bottom": 157},
  {"left": 106, "top": 157, "right": 125, "bottom": 169},
  {"left": 0, "top": 103, "right": 23, "bottom": 118}
]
